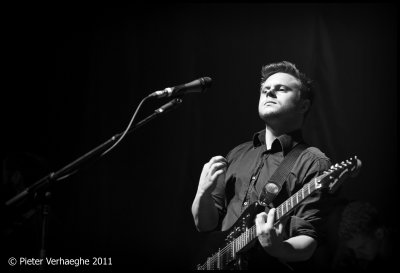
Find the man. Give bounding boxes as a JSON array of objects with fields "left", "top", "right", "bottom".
[
  {"left": 192, "top": 61, "right": 331, "bottom": 270},
  {"left": 332, "top": 201, "right": 395, "bottom": 271}
]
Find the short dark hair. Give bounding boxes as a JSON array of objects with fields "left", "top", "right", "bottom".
[
  {"left": 261, "top": 61, "right": 314, "bottom": 106},
  {"left": 338, "top": 201, "right": 381, "bottom": 241}
]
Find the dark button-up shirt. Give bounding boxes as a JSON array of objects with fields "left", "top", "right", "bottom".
[{"left": 211, "top": 129, "right": 331, "bottom": 242}]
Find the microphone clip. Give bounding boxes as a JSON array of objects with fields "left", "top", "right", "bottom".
[{"left": 148, "top": 88, "right": 173, "bottom": 99}]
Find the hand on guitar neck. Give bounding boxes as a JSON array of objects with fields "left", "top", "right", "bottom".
[
  {"left": 255, "top": 208, "right": 317, "bottom": 262},
  {"left": 256, "top": 208, "right": 286, "bottom": 258}
]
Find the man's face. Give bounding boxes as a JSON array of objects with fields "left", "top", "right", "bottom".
[
  {"left": 258, "top": 72, "right": 305, "bottom": 122},
  {"left": 346, "top": 233, "right": 379, "bottom": 261}
]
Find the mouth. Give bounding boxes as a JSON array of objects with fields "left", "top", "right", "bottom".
[{"left": 264, "top": 101, "right": 277, "bottom": 105}]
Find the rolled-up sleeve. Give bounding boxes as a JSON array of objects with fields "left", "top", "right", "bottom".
[{"left": 287, "top": 155, "right": 332, "bottom": 243}]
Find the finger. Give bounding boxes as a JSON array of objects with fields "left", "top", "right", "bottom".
[
  {"left": 202, "top": 161, "right": 211, "bottom": 176},
  {"left": 210, "top": 169, "right": 224, "bottom": 182},
  {"left": 203, "top": 161, "right": 210, "bottom": 169},
  {"left": 257, "top": 212, "right": 268, "bottom": 222},
  {"left": 203, "top": 156, "right": 224, "bottom": 171},
  {"left": 202, "top": 158, "right": 225, "bottom": 176},
  {"left": 265, "top": 208, "right": 276, "bottom": 230},
  {"left": 209, "top": 156, "right": 227, "bottom": 165},
  {"left": 255, "top": 212, "right": 267, "bottom": 235},
  {"left": 276, "top": 222, "right": 283, "bottom": 235},
  {"left": 209, "top": 162, "right": 227, "bottom": 175}
]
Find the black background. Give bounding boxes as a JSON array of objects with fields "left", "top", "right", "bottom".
[{"left": 2, "top": 2, "right": 397, "bottom": 271}]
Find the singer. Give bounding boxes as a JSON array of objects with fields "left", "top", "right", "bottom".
[{"left": 191, "top": 61, "right": 333, "bottom": 271}]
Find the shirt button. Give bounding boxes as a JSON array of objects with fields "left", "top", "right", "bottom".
[
  {"left": 251, "top": 176, "right": 256, "bottom": 180},
  {"left": 244, "top": 202, "right": 248, "bottom": 206}
]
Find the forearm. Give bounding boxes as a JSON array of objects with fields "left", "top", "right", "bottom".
[
  {"left": 191, "top": 192, "right": 219, "bottom": 232},
  {"left": 271, "top": 235, "right": 317, "bottom": 262}
]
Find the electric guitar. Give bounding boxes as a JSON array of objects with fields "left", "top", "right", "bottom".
[{"left": 196, "top": 156, "right": 362, "bottom": 270}]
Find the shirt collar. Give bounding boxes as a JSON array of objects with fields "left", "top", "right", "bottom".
[{"left": 252, "top": 129, "right": 303, "bottom": 156}]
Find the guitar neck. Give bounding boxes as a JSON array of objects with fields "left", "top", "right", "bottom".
[{"left": 275, "top": 176, "right": 322, "bottom": 222}]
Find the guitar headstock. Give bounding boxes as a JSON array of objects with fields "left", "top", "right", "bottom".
[{"left": 318, "top": 156, "right": 362, "bottom": 194}]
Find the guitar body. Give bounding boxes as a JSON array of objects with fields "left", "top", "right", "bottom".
[{"left": 197, "top": 201, "right": 289, "bottom": 270}]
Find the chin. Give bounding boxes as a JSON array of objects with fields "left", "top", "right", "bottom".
[{"left": 259, "top": 110, "right": 278, "bottom": 121}]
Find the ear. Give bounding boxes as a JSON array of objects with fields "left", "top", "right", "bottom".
[
  {"left": 11, "top": 171, "right": 23, "bottom": 184},
  {"left": 375, "top": 227, "right": 385, "bottom": 239},
  {"left": 299, "top": 99, "right": 311, "bottom": 114}
]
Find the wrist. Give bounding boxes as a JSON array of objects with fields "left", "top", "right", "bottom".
[
  {"left": 259, "top": 237, "right": 286, "bottom": 259},
  {"left": 196, "top": 188, "right": 213, "bottom": 199},
  {"left": 196, "top": 184, "right": 216, "bottom": 196}
]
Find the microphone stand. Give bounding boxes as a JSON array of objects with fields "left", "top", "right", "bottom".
[{"left": 5, "top": 97, "right": 183, "bottom": 263}]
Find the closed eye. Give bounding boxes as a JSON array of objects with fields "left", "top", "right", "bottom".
[
  {"left": 277, "top": 85, "right": 290, "bottom": 92},
  {"left": 260, "top": 85, "right": 290, "bottom": 94}
]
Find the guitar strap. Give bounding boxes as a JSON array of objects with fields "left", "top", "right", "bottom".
[{"left": 258, "top": 142, "right": 309, "bottom": 206}]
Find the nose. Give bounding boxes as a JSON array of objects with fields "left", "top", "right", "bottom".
[{"left": 265, "top": 89, "right": 277, "bottom": 98}]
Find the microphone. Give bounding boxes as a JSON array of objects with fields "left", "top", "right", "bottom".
[
  {"left": 154, "top": 98, "right": 183, "bottom": 114},
  {"left": 148, "top": 77, "right": 212, "bottom": 98}
]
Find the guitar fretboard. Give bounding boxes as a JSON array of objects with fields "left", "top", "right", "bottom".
[{"left": 197, "top": 177, "right": 322, "bottom": 270}]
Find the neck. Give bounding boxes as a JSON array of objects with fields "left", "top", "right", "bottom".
[
  {"left": 264, "top": 119, "right": 302, "bottom": 149},
  {"left": 264, "top": 126, "right": 280, "bottom": 150}
]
